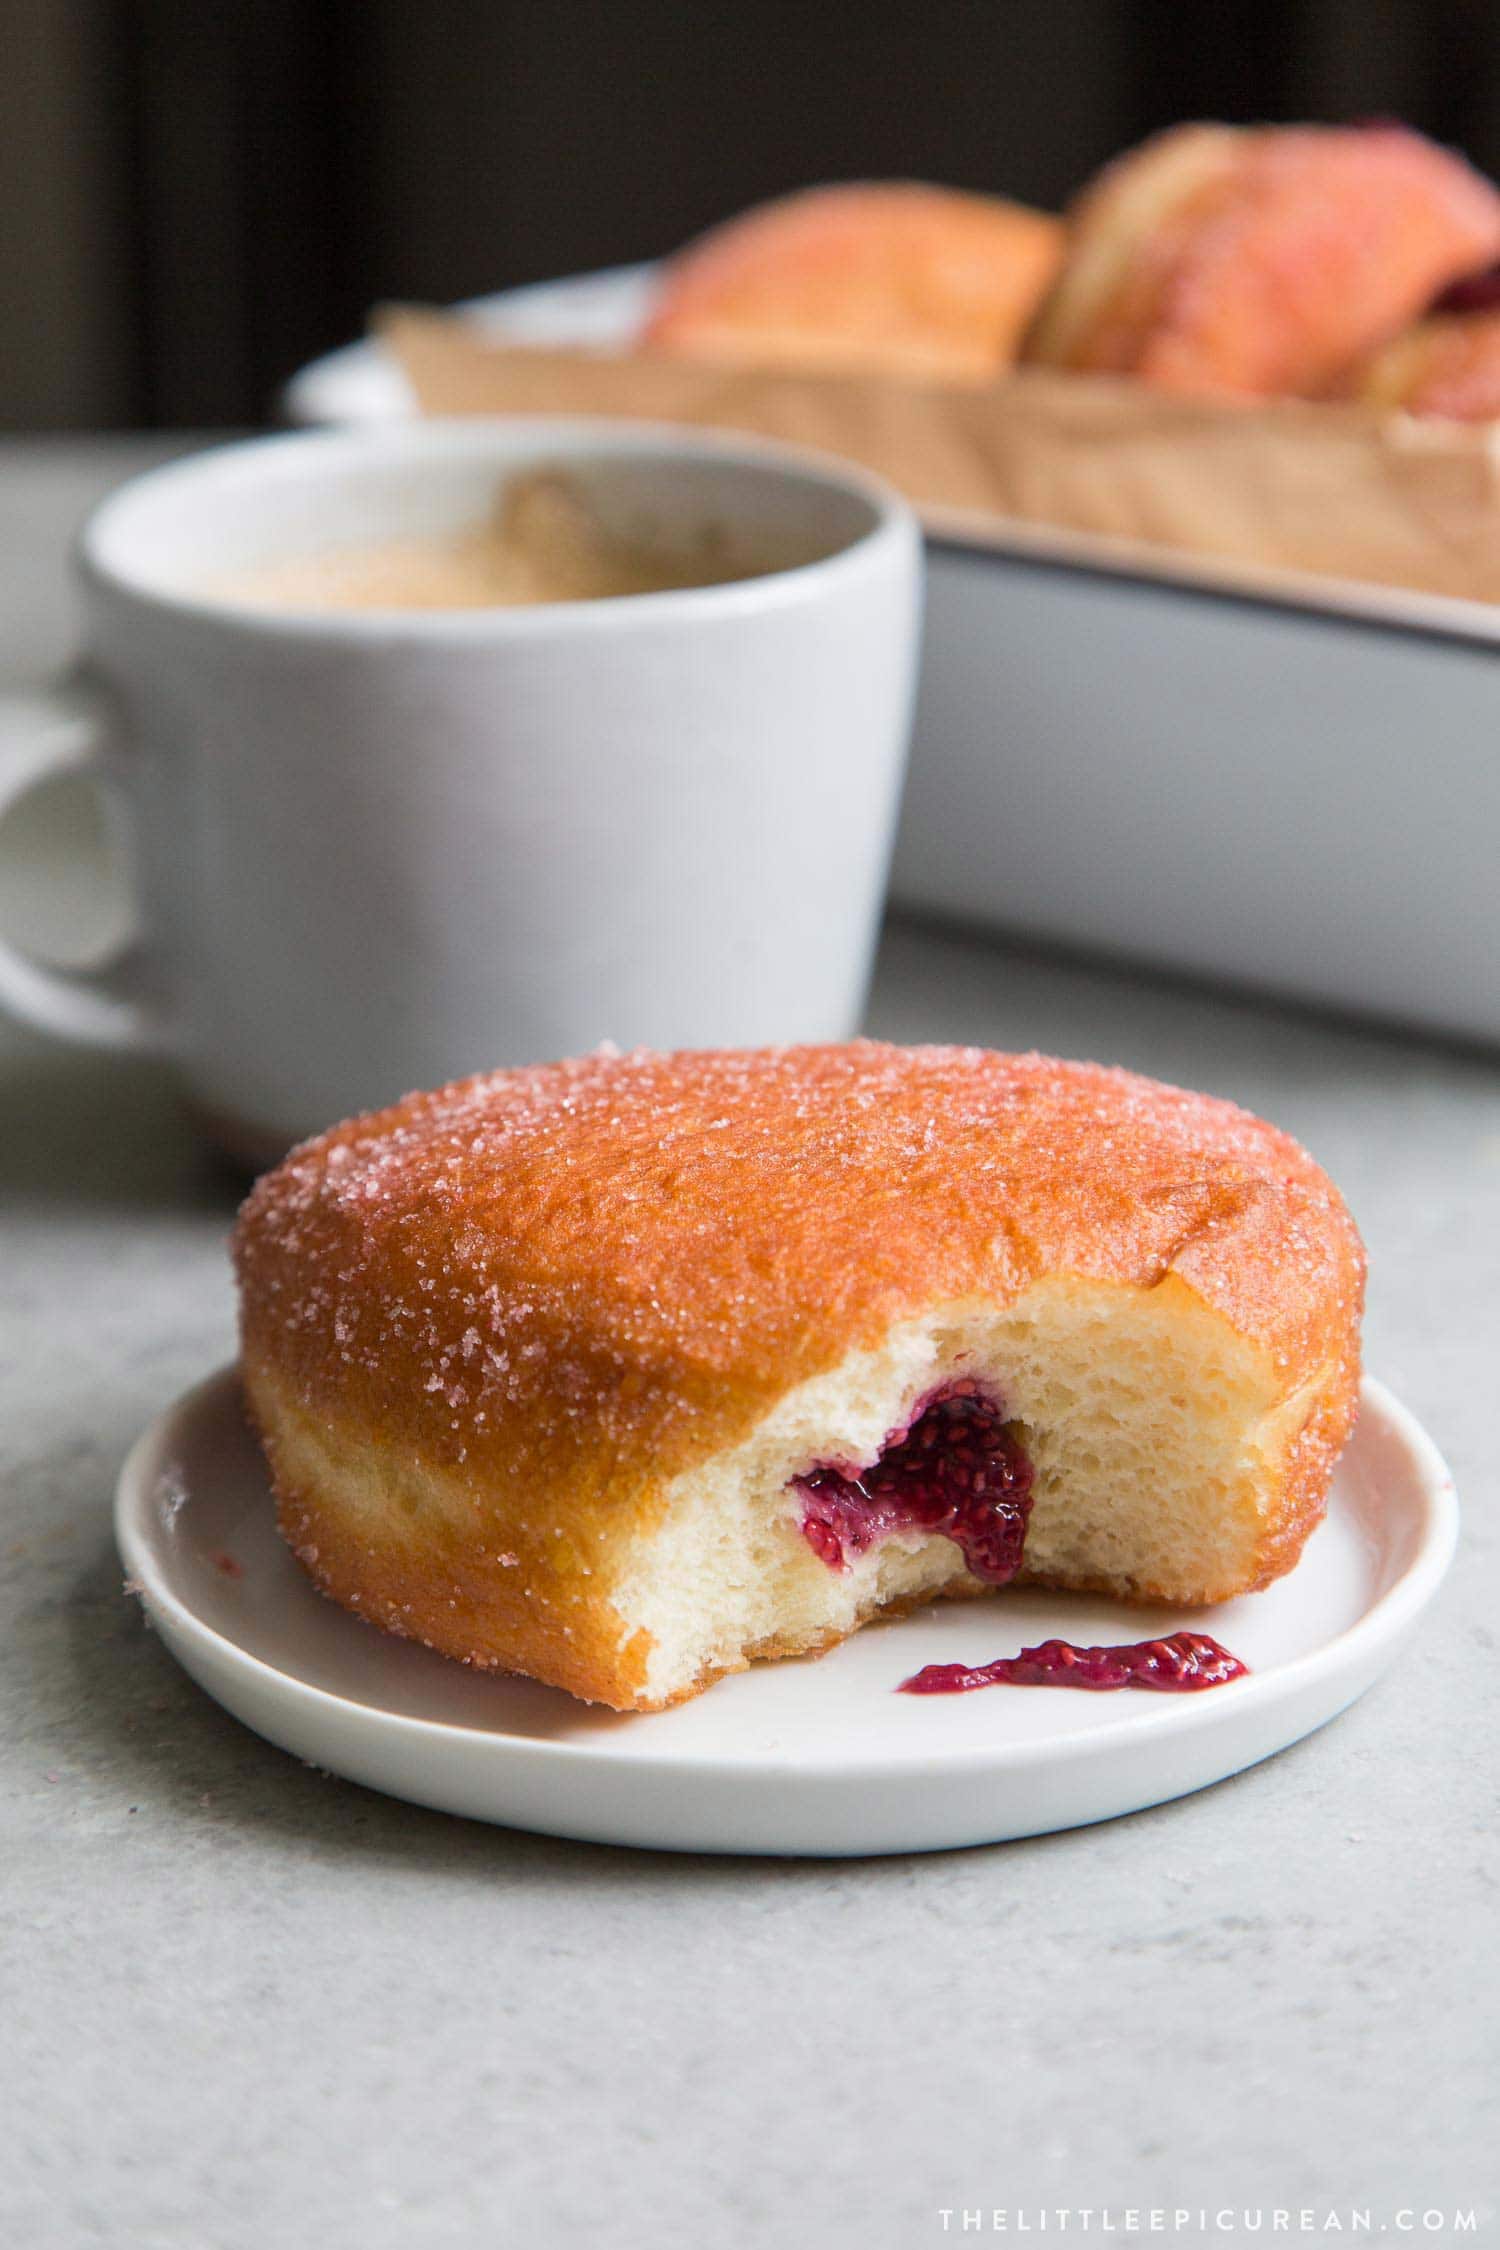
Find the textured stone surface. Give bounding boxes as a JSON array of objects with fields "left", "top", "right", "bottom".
[{"left": 0, "top": 442, "right": 1494, "bottom": 2248}]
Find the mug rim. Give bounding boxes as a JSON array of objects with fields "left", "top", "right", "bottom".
[{"left": 76, "top": 416, "right": 916, "bottom": 640}]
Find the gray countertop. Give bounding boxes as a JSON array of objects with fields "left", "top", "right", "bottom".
[{"left": 1, "top": 441, "right": 1494, "bottom": 2250}]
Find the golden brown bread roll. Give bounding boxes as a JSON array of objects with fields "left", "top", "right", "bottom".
[
  {"left": 643, "top": 181, "right": 1065, "bottom": 384},
  {"left": 234, "top": 1043, "right": 1364, "bottom": 1711},
  {"left": 1025, "top": 121, "right": 1500, "bottom": 399}
]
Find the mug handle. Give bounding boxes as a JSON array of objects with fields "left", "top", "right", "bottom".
[{"left": 0, "top": 678, "right": 163, "bottom": 1051}]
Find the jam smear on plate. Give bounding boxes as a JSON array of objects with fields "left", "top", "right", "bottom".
[
  {"left": 900, "top": 1630, "right": 1249, "bottom": 1696},
  {"left": 795, "top": 1380, "right": 1033, "bottom": 1584},
  {"left": 794, "top": 1386, "right": 1246, "bottom": 1697}
]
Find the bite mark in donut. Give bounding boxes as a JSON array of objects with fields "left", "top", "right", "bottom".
[{"left": 795, "top": 1380, "right": 1033, "bottom": 1583}]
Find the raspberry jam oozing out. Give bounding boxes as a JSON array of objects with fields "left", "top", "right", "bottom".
[
  {"left": 900, "top": 1630, "right": 1249, "bottom": 1696},
  {"left": 794, "top": 1380, "right": 1034, "bottom": 1584}
]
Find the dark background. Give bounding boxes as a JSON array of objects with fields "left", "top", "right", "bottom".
[{"left": 6, "top": 0, "right": 1500, "bottom": 430}]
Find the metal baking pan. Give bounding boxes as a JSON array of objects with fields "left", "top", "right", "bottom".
[
  {"left": 289, "top": 265, "right": 1500, "bottom": 1044},
  {"left": 904, "top": 511, "right": 1500, "bottom": 1042}
]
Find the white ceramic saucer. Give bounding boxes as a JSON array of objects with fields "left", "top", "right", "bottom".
[{"left": 115, "top": 1368, "right": 1455, "bottom": 1857}]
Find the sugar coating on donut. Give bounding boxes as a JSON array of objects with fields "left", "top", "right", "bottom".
[
  {"left": 1025, "top": 121, "right": 1500, "bottom": 397},
  {"left": 234, "top": 1043, "right": 1364, "bottom": 1710},
  {"left": 646, "top": 180, "right": 1065, "bottom": 383}
]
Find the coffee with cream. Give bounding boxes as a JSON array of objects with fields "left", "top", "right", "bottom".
[{"left": 210, "top": 470, "right": 788, "bottom": 613}]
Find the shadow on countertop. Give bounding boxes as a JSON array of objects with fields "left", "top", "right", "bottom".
[{"left": 39, "top": 1539, "right": 854, "bottom": 1890}]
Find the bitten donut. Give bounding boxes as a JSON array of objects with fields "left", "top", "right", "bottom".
[
  {"left": 1024, "top": 121, "right": 1500, "bottom": 398},
  {"left": 234, "top": 1043, "right": 1365, "bottom": 1712},
  {"left": 643, "top": 181, "right": 1064, "bottom": 384}
]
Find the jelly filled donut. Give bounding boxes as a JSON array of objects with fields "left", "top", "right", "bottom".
[
  {"left": 234, "top": 1043, "right": 1364, "bottom": 1711},
  {"left": 643, "top": 180, "right": 1064, "bottom": 384},
  {"left": 1024, "top": 121, "right": 1500, "bottom": 399}
]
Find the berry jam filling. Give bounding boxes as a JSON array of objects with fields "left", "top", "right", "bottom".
[
  {"left": 900, "top": 1630, "right": 1248, "bottom": 1696},
  {"left": 794, "top": 1380, "right": 1033, "bottom": 1585}
]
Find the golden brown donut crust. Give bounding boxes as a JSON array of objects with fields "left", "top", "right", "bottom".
[{"left": 235, "top": 1045, "right": 1364, "bottom": 1705}]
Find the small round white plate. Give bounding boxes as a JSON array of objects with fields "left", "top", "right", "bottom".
[{"left": 116, "top": 1368, "right": 1455, "bottom": 1857}]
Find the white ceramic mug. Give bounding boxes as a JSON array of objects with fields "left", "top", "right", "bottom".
[{"left": 0, "top": 421, "right": 920, "bottom": 1160}]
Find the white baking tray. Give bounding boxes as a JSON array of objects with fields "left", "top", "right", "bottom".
[{"left": 286, "top": 267, "right": 1500, "bottom": 1045}]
